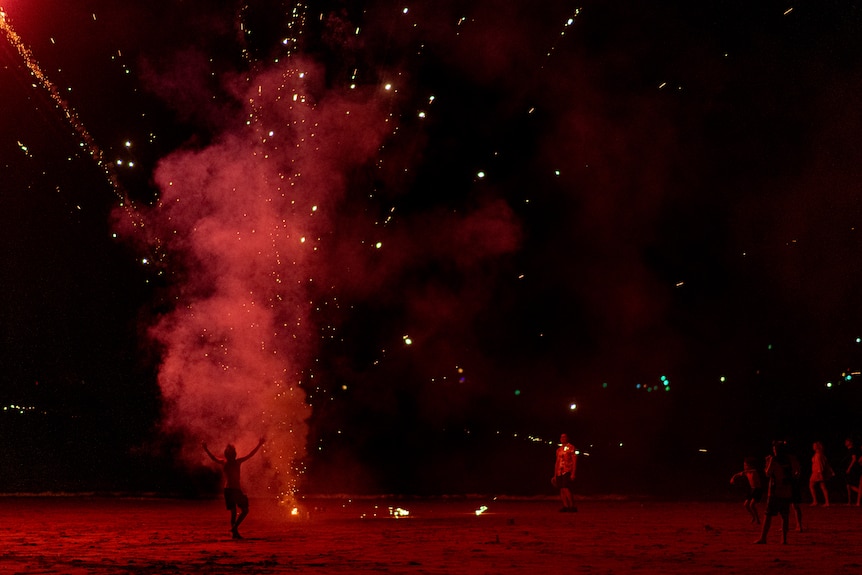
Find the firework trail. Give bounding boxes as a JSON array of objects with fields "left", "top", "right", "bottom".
[{"left": 0, "top": 7, "right": 146, "bottom": 234}]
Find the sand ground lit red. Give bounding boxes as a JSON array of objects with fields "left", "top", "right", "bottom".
[{"left": 2, "top": 496, "right": 862, "bottom": 574}]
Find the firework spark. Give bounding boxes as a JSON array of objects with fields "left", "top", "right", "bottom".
[{"left": 0, "top": 6, "right": 147, "bottom": 237}]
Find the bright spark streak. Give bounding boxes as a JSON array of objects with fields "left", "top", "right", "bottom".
[{"left": 0, "top": 7, "right": 148, "bottom": 239}]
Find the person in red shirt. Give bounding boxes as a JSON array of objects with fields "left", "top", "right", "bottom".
[{"left": 553, "top": 433, "right": 578, "bottom": 512}]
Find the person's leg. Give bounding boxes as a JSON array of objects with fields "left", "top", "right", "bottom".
[
  {"left": 746, "top": 500, "right": 760, "bottom": 524},
  {"left": 235, "top": 507, "right": 248, "bottom": 528},
  {"left": 224, "top": 489, "right": 237, "bottom": 534},
  {"left": 755, "top": 514, "right": 771, "bottom": 544},
  {"left": 821, "top": 483, "right": 830, "bottom": 506},
  {"left": 560, "top": 487, "right": 573, "bottom": 509},
  {"left": 809, "top": 481, "right": 818, "bottom": 505},
  {"left": 233, "top": 493, "right": 250, "bottom": 538},
  {"left": 780, "top": 510, "right": 789, "bottom": 544},
  {"left": 792, "top": 503, "right": 803, "bottom": 532}
]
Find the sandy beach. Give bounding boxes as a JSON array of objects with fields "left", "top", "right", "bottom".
[{"left": 2, "top": 496, "right": 861, "bottom": 574}]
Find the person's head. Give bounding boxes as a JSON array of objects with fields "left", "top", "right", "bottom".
[
  {"left": 772, "top": 440, "right": 787, "bottom": 458},
  {"left": 560, "top": 433, "right": 569, "bottom": 445},
  {"left": 813, "top": 441, "right": 824, "bottom": 453},
  {"left": 224, "top": 444, "right": 237, "bottom": 460},
  {"left": 846, "top": 438, "right": 855, "bottom": 449}
]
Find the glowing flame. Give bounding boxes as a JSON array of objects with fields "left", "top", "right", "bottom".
[{"left": 388, "top": 506, "right": 410, "bottom": 518}]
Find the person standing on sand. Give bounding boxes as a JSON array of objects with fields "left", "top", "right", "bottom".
[
  {"left": 809, "top": 441, "right": 833, "bottom": 506},
  {"left": 843, "top": 438, "right": 862, "bottom": 505},
  {"left": 755, "top": 441, "right": 794, "bottom": 545},
  {"left": 730, "top": 456, "right": 763, "bottom": 524},
  {"left": 553, "top": 433, "right": 578, "bottom": 512},
  {"left": 203, "top": 437, "right": 265, "bottom": 539}
]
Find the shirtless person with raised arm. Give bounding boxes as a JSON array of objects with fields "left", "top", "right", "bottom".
[{"left": 203, "top": 437, "right": 265, "bottom": 539}]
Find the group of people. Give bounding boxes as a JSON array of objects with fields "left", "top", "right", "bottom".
[
  {"left": 730, "top": 437, "right": 862, "bottom": 544},
  {"left": 202, "top": 431, "right": 582, "bottom": 540},
  {"left": 203, "top": 432, "right": 862, "bottom": 542}
]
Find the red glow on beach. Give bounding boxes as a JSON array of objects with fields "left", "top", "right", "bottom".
[{"left": 3, "top": 496, "right": 862, "bottom": 574}]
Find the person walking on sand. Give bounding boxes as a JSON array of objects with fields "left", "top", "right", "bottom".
[
  {"left": 843, "top": 438, "right": 862, "bottom": 505},
  {"left": 809, "top": 441, "right": 834, "bottom": 506},
  {"left": 203, "top": 437, "right": 265, "bottom": 539},
  {"left": 731, "top": 456, "right": 764, "bottom": 524},
  {"left": 553, "top": 433, "right": 578, "bottom": 512},
  {"left": 755, "top": 441, "right": 794, "bottom": 545}
]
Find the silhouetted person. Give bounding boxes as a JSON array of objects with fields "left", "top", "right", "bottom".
[
  {"left": 730, "top": 456, "right": 763, "bottom": 524},
  {"left": 809, "top": 441, "right": 833, "bottom": 506},
  {"left": 843, "top": 438, "right": 862, "bottom": 505},
  {"left": 755, "top": 441, "right": 794, "bottom": 545},
  {"left": 203, "top": 437, "right": 265, "bottom": 539},
  {"left": 783, "top": 440, "right": 804, "bottom": 531},
  {"left": 553, "top": 433, "right": 578, "bottom": 512}
]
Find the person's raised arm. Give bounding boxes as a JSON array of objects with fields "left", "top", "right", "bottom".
[
  {"left": 238, "top": 437, "right": 266, "bottom": 462},
  {"left": 202, "top": 442, "right": 221, "bottom": 463}
]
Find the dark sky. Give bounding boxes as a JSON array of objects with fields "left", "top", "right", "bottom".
[{"left": 1, "top": 0, "right": 861, "bottom": 497}]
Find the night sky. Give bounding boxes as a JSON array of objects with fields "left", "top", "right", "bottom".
[{"left": 1, "top": 0, "right": 861, "bottom": 498}]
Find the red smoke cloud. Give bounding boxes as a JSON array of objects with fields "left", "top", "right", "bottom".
[{"left": 115, "top": 56, "right": 394, "bottom": 497}]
